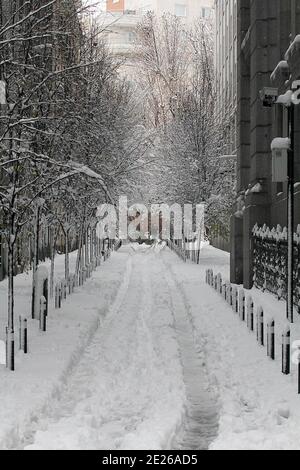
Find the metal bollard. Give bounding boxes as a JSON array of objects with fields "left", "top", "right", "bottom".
[
  {"left": 247, "top": 297, "right": 254, "bottom": 331},
  {"left": 68, "top": 276, "right": 72, "bottom": 295},
  {"left": 282, "top": 329, "right": 291, "bottom": 375},
  {"left": 19, "top": 316, "right": 22, "bottom": 351},
  {"left": 239, "top": 289, "right": 245, "bottom": 321},
  {"left": 267, "top": 320, "right": 275, "bottom": 360},
  {"left": 40, "top": 296, "right": 47, "bottom": 332},
  {"left": 257, "top": 307, "right": 264, "bottom": 346},
  {"left": 217, "top": 274, "right": 222, "bottom": 294},
  {"left": 62, "top": 280, "right": 67, "bottom": 300},
  {"left": 23, "top": 319, "right": 28, "bottom": 354},
  {"left": 223, "top": 283, "right": 227, "bottom": 300},
  {"left": 55, "top": 284, "right": 60, "bottom": 309},
  {"left": 232, "top": 287, "right": 237, "bottom": 312}
]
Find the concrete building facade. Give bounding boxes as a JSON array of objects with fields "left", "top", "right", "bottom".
[
  {"left": 231, "top": 0, "right": 300, "bottom": 288},
  {"left": 215, "top": 0, "right": 238, "bottom": 156}
]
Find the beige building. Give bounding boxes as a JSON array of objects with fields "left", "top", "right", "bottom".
[
  {"left": 214, "top": 0, "right": 238, "bottom": 155},
  {"left": 104, "top": 0, "right": 214, "bottom": 59}
]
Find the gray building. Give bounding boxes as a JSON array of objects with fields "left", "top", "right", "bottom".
[
  {"left": 215, "top": 0, "right": 238, "bottom": 156},
  {"left": 231, "top": 0, "right": 300, "bottom": 288}
]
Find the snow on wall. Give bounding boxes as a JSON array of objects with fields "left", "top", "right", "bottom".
[
  {"left": 285, "top": 34, "right": 300, "bottom": 61},
  {"left": 271, "top": 138, "right": 291, "bottom": 151},
  {"left": 276, "top": 90, "right": 293, "bottom": 106}
]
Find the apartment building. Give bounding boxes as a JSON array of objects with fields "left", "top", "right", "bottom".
[
  {"left": 215, "top": 0, "right": 238, "bottom": 156},
  {"left": 105, "top": 0, "right": 214, "bottom": 59},
  {"left": 231, "top": 0, "right": 300, "bottom": 289}
]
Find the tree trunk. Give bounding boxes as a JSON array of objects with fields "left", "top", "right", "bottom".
[
  {"left": 50, "top": 228, "right": 57, "bottom": 299},
  {"left": 75, "top": 222, "right": 84, "bottom": 278},
  {"left": 31, "top": 206, "right": 41, "bottom": 319},
  {"left": 85, "top": 226, "right": 89, "bottom": 267},
  {"left": 65, "top": 230, "right": 70, "bottom": 281},
  {"left": 7, "top": 229, "right": 15, "bottom": 371}
]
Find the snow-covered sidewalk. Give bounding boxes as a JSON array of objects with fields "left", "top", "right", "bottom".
[
  {"left": 0, "top": 250, "right": 131, "bottom": 449},
  {"left": 164, "top": 244, "right": 300, "bottom": 450}
]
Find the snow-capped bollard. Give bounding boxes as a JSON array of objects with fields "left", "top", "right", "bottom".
[
  {"left": 247, "top": 297, "right": 254, "bottom": 331},
  {"left": 231, "top": 287, "right": 238, "bottom": 312},
  {"left": 282, "top": 329, "right": 291, "bottom": 375},
  {"left": 68, "top": 276, "right": 73, "bottom": 295},
  {"left": 235, "top": 288, "right": 239, "bottom": 314},
  {"left": 55, "top": 283, "right": 62, "bottom": 309},
  {"left": 239, "top": 289, "right": 245, "bottom": 321},
  {"left": 223, "top": 283, "right": 227, "bottom": 300},
  {"left": 257, "top": 307, "right": 264, "bottom": 346},
  {"left": 61, "top": 280, "right": 67, "bottom": 301},
  {"left": 33, "top": 266, "right": 49, "bottom": 320},
  {"left": 217, "top": 274, "right": 222, "bottom": 294},
  {"left": 19, "top": 316, "right": 22, "bottom": 351},
  {"left": 226, "top": 284, "right": 232, "bottom": 305},
  {"left": 267, "top": 320, "right": 275, "bottom": 360},
  {"left": 6, "top": 327, "right": 14, "bottom": 371},
  {"left": 214, "top": 275, "right": 218, "bottom": 291},
  {"left": 78, "top": 269, "right": 83, "bottom": 286},
  {"left": 55, "top": 284, "right": 59, "bottom": 309},
  {"left": 74, "top": 272, "right": 79, "bottom": 288},
  {"left": 23, "top": 319, "right": 28, "bottom": 354},
  {"left": 72, "top": 274, "right": 75, "bottom": 292},
  {"left": 205, "top": 270, "right": 208, "bottom": 284},
  {"left": 39, "top": 296, "right": 47, "bottom": 332},
  {"left": 18, "top": 318, "right": 28, "bottom": 354}
]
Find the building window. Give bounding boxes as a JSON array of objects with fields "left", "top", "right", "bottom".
[
  {"left": 128, "top": 31, "right": 136, "bottom": 43},
  {"left": 201, "top": 7, "right": 212, "bottom": 19},
  {"left": 175, "top": 4, "right": 187, "bottom": 17}
]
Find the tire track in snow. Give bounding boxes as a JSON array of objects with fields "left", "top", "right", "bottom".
[{"left": 160, "top": 256, "right": 219, "bottom": 450}]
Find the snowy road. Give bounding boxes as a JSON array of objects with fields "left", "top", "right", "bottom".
[{"left": 24, "top": 244, "right": 218, "bottom": 450}]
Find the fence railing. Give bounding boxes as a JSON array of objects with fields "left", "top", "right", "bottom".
[
  {"left": 167, "top": 239, "right": 200, "bottom": 264},
  {"left": 252, "top": 224, "right": 300, "bottom": 312}
]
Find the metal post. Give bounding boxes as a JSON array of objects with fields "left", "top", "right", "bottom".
[
  {"left": 19, "top": 315, "right": 22, "bottom": 350},
  {"left": 282, "top": 330, "right": 290, "bottom": 375},
  {"left": 287, "top": 104, "right": 295, "bottom": 323},
  {"left": 23, "top": 319, "right": 28, "bottom": 354},
  {"left": 267, "top": 320, "right": 275, "bottom": 360},
  {"left": 40, "top": 296, "right": 47, "bottom": 332}
]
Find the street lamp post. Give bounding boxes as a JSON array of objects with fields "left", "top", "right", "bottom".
[{"left": 287, "top": 104, "right": 295, "bottom": 323}]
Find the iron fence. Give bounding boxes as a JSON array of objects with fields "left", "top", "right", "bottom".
[{"left": 252, "top": 224, "right": 300, "bottom": 312}]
